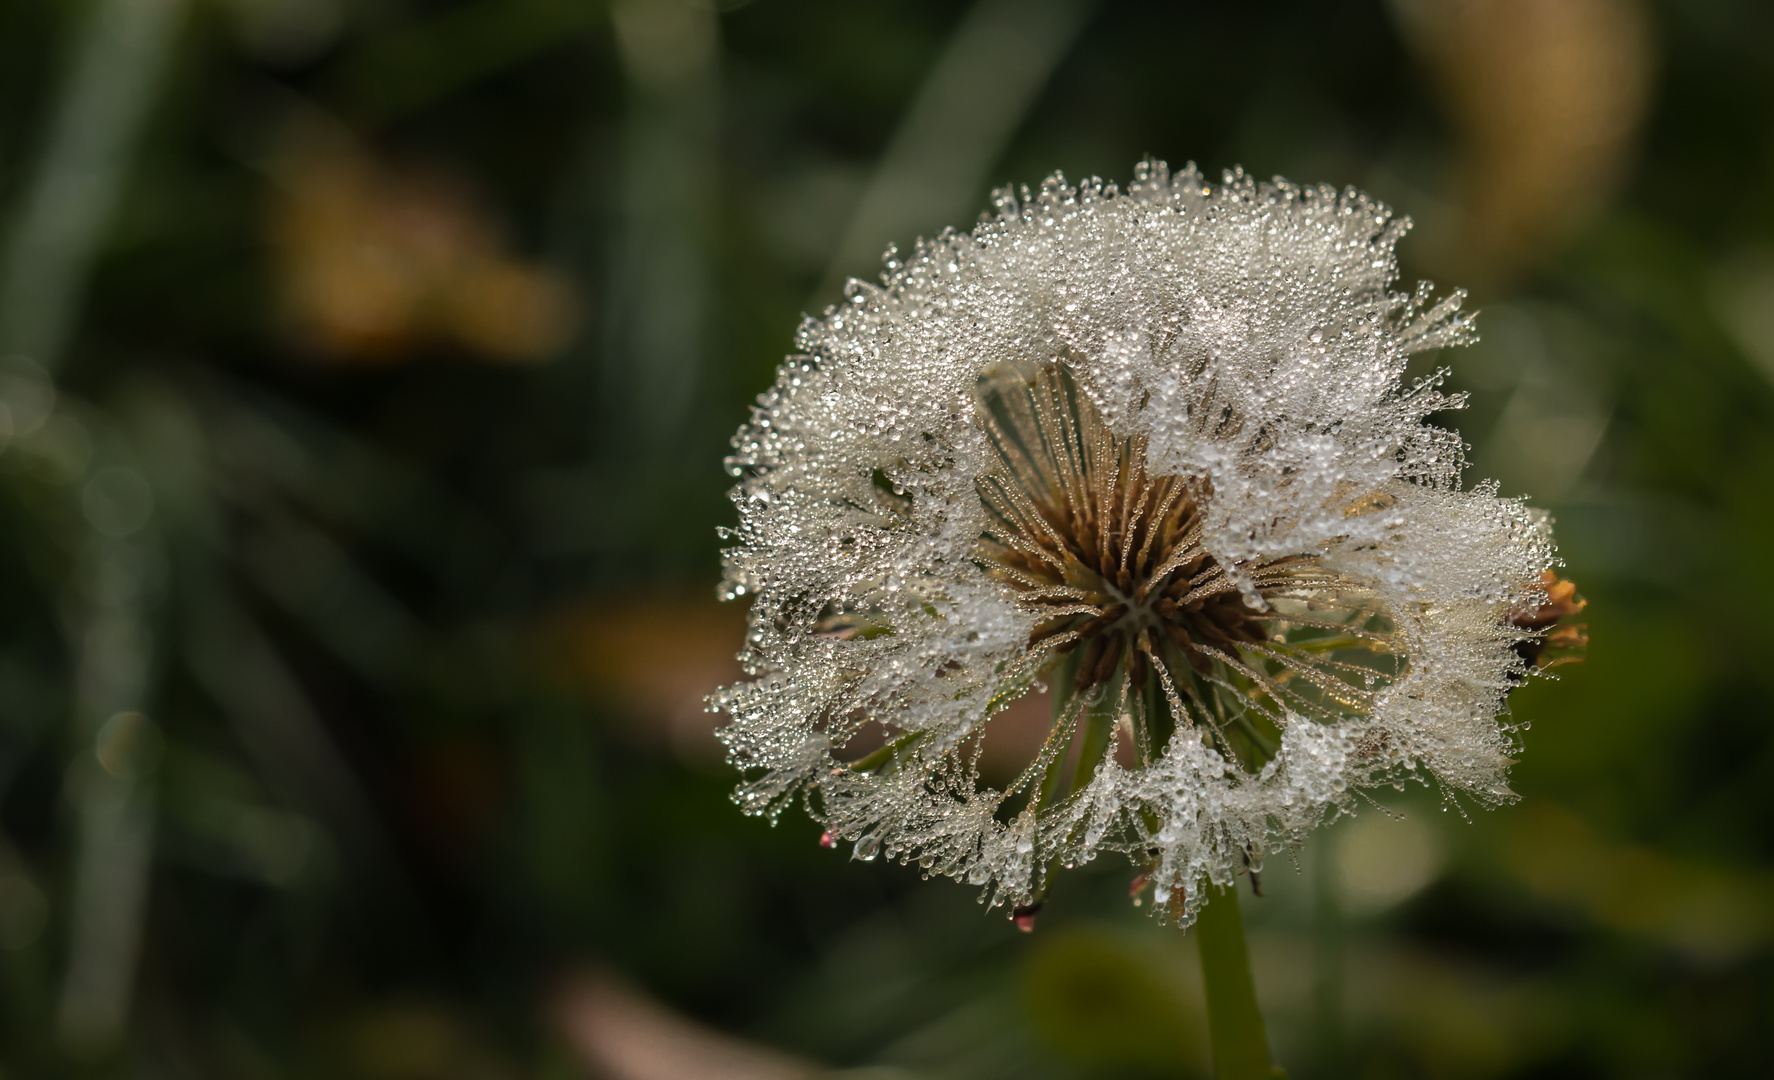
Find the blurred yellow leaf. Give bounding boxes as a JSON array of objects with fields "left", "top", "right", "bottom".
[{"left": 267, "top": 120, "right": 578, "bottom": 364}]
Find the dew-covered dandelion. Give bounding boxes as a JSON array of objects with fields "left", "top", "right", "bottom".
[{"left": 710, "top": 161, "right": 1583, "bottom": 930}]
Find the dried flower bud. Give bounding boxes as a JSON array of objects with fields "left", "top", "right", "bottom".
[{"left": 1509, "top": 570, "right": 1589, "bottom": 670}]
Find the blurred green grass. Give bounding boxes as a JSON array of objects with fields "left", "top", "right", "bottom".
[{"left": 0, "top": 0, "right": 1770, "bottom": 1077}]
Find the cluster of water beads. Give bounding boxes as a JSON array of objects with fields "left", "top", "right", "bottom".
[{"left": 715, "top": 160, "right": 1559, "bottom": 928}]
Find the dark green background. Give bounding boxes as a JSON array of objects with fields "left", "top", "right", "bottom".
[{"left": 0, "top": 0, "right": 1769, "bottom": 1076}]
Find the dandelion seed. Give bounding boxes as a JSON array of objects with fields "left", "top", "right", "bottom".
[{"left": 710, "top": 161, "right": 1571, "bottom": 928}]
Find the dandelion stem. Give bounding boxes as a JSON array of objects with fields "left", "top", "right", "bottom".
[
  {"left": 1313, "top": 834, "right": 1344, "bottom": 1076},
  {"left": 1195, "top": 882, "right": 1283, "bottom": 1080},
  {"left": 846, "top": 730, "right": 925, "bottom": 774},
  {"left": 1025, "top": 653, "right": 1100, "bottom": 913},
  {"left": 1068, "top": 675, "right": 1120, "bottom": 796}
]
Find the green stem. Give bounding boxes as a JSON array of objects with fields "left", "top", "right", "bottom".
[
  {"left": 1195, "top": 883, "right": 1283, "bottom": 1080},
  {"left": 1068, "top": 674, "right": 1120, "bottom": 797},
  {"left": 1024, "top": 653, "right": 1101, "bottom": 914},
  {"left": 1033, "top": 649, "right": 1082, "bottom": 810},
  {"left": 1313, "top": 834, "right": 1344, "bottom": 1077},
  {"left": 1017, "top": 659, "right": 1124, "bottom": 918},
  {"left": 846, "top": 730, "right": 924, "bottom": 774}
]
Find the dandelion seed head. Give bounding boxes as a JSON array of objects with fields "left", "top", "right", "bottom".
[{"left": 711, "top": 161, "right": 1569, "bottom": 928}]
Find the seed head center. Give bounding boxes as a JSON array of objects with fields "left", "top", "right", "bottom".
[{"left": 975, "top": 364, "right": 1269, "bottom": 694}]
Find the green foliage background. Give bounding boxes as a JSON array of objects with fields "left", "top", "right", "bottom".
[{"left": 0, "top": 0, "right": 1769, "bottom": 1076}]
